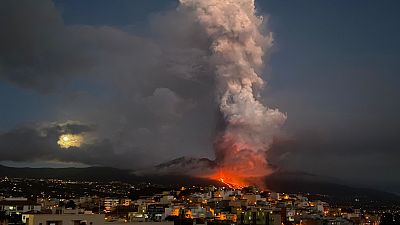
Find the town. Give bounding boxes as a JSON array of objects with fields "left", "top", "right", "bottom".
[{"left": 0, "top": 177, "right": 398, "bottom": 225}]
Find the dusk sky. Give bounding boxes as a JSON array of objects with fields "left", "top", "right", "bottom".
[{"left": 0, "top": 0, "right": 399, "bottom": 193}]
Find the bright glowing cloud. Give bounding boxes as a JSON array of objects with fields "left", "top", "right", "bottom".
[{"left": 57, "top": 134, "right": 83, "bottom": 149}]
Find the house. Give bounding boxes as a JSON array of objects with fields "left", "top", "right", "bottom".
[
  {"left": 0, "top": 198, "right": 41, "bottom": 216},
  {"left": 22, "top": 210, "right": 104, "bottom": 225}
]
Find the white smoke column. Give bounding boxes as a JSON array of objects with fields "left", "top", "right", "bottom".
[{"left": 179, "top": 0, "right": 287, "bottom": 184}]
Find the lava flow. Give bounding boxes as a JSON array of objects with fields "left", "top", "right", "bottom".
[{"left": 208, "top": 170, "right": 246, "bottom": 189}]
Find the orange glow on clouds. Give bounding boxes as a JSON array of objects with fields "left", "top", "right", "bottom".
[{"left": 203, "top": 134, "right": 272, "bottom": 189}]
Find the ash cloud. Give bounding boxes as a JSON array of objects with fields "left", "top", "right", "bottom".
[
  {"left": 177, "top": 0, "right": 286, "bottom": 184},
  {"left": 0, "top": 0, "right": 288, "bottom": 177}
]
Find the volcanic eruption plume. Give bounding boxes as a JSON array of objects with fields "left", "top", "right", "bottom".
[{"left": 179, "top": 0, "right": 287, "bottom": 188}]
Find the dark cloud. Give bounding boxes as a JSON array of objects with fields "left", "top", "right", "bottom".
[
  {"left": 0, "top": 1, "right": 89, "bottom": 91},
  {"left": 267, "top": 131, "right": 400, "bottom": 192},
  {"left": 0, "top": 122, "right": 146, "bottom": 169},
  {"left": 0, "top": 0, "right": 169, "bottom": 92},
  {"left": 56, "top": 122, "right": 95, "bottom": 134},
  {"left": 0, "top": 0, "right": 218, "bottom": 168}
]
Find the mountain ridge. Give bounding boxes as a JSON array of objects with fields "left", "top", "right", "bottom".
[{"left": 0, "top": 164, "right": 398, "bottom": 208}]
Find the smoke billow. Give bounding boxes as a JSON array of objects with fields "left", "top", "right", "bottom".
[
  {"left": 0, "top": 0, "right": 286, "bottom": 183},
  {"left": 179, "top": 0, "right": 287, "bottom": 186}
]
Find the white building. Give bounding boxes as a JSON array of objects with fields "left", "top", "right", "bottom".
[
  {"left": 0, "top": 198, "right": 41, "bottom": 216},
  {"left": 188, "top": 206, "right": 206, "bottom": 219},
  {"left": 159, "top": 196, "right": 174, "bottom": 205},
  {"left": 103, "top": 199, "right": 119, "bottom": 213},
  {"left": 23, "top": 212, "right": 104, "bottom": 225}
]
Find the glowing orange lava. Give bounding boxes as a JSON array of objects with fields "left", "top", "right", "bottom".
[
  {"left": 207, "top": 170, "right": 247, "bottom": 189},
  {"left": 204, "top": 136, "right": 272, "bottom": 189}
]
